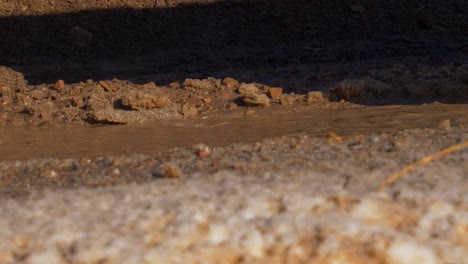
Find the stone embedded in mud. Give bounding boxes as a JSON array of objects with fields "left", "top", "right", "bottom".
[
  {"left": 267, "top": 87, "right": 283, "bottom": 99},
  {"left": 243, "top": 93, "right": 270, "bottom": 107},
  {"left": 68, "top": 26, "right": 93, "bottom": 47},
  {"left": 222, "top": 77, "right": 239, "bottom": 89},
  {"left": 51, "top": 80, "right": 65, "bottom": 91},
  {"left": 330, "top": 77, "right": 393, "bottom": 101},
  {"left": 238, "top": 83, "right": 260, "bottom": 95},
  {"left": 121, "top": 91, "right": 170, "bottom": 110}
]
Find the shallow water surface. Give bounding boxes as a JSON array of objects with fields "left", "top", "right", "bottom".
[{"left": 0, "top": 103, "right": 466, "bottom": 160}]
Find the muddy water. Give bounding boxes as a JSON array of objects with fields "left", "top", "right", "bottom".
[{"left": 0, "top": 104, "right": 466, "bottom": 161}]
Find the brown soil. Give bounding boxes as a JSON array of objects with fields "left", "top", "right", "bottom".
[{"left": 0, "top": 1, "right": 467, "bottom": 263}]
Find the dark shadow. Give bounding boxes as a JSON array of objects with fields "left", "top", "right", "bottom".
[{"left": 0, "top": 0, "right": 466, "bottom": 103}]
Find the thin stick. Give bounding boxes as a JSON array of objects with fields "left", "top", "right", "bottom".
[{"left": 377, "top": 141, "right": 468, "bottom": 191}]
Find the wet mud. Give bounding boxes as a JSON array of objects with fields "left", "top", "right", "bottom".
[{"left": 0, "top": 1, "right": 467, "bottom": 263}]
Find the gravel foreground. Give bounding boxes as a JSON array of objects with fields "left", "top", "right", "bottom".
[
  {"left": 0, "top": 0, "right": 467, "bottom": 263},
  {"left": 0, "top": 126, "right": 467, "bottom": 264}
]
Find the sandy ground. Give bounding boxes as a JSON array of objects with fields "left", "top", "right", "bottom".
[{"left": 0, "top": 0, "right": 467, "bottom": 263}]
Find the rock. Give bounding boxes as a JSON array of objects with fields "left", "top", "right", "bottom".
[
  {"left": 91, "top": 108, "right": 183, "bottom": 124},
  {"left": 180, "top": 104, "right": 198, "bottom": 116},
  {"left": 243, "top": 93, "right": 270, "bottom": 107},
  {"left": 162, "top": 163, "right": 184, "bottom": 179},
  {"left": 142, "top": 82, "right": 157, "bottom": 89},
  {"left": 16, "top": 94, "right": 32, "bottom": 107},
  {"left": 98, "top": 80, "right": 117, "bottom": 92},
  {"left": 306, "top": 91, "right": 327, "bottom": 102},
  {"left": 238, "top": 83, "right": 260, "bottom": 95},
  {"left": 68, "top": 26, "right": 93, "bottom": 47},
  {"left": 223, "top": 77, "right": 239, "bottom": 89},
  {"left": 86, "top": 98, "right": 113, "bottom": 112},
  {"left": 51, "top": 80, "right": 65, "bottom": 91},
  {"left": 169, "top": 82, "right": 181, "bottom": 89},
  {"left": 225, "top": 102, "right": 238, "bottom": 110},
  {"left": 121, "top": 91, "right": 170, "bottom": 110},
  {"left": 0, "top": 66, "right": 27, "bottom": 92},
  {"left": 0, "top": 86, "right": 13, "bottom": 99},
  {"left": 330, "top": 77, "right": 393, "bottom": 101},
  {"left": 70, "top": 96, "right": 84, "bottom": 108},
  {"left": 193, "top": 143, "right": 211, "bottom": 158},
  {"left": 267, "top": 87, "right": 283, "bottom": 99},
  {"left": 438, "top": 119, "right": 451, "bottom": 131},
  {"left": 183, "top": 78, "right": 221, "bottom": 90},
  {"left": 27, "top": 101, "right": 56, "bottom": 118},
  {"left": 202, "top": 97, "right": 212, "bottom": 104},
  {"left": 29, "top": 90, "right": 45, "bottom": 100}
]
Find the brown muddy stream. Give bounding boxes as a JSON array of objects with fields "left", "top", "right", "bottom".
[{"left": 0, "top": 104, "right": 466, "bottom": 161}]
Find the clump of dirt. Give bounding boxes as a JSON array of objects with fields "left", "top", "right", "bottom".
[{"left": 0, "top": 71, "right": 345, "bottom": 125}]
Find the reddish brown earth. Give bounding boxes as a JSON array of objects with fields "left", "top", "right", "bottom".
[{"left": 0, "top": 1, "right": 467, "bottom": 263}]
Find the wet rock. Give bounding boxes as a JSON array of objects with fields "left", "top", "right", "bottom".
[
  {"left": 243, "top": 93, "right": 270, "bottom": 107},
  {"left": 330, "top": 77, "right": 393, "bottom": 101},
  {"left": 238, "top": 83, "right": 260, "bottom": 95},
  {"left": 121, "top": 91, "right": 170, "bottom": 110},
  {"left": 68, "top": 26, "right": 93, "bottom": 47},
  {"left": 222, "top": 77, "right": 239, "bottom": 89},
  {"left": 51, "top": 80, "right": 65, "bottom": 91},
  {"left": 267, "top": 87, "right": 283, "bottom": 99}
]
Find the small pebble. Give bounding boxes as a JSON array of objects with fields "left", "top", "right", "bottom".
[
  {"left": 267, "top": 87, "right": 283, "bottom": 99},
  {"left": 222, "top": 77, "right": 239, "bottom": 89},
  {"left": 51, "top": 80, "right": 65, "bottom": 91},
  {"left": 437, "top": 119, "right": 451, "bottom": 131},
  {"left": 162, "top": 162, "right": 184, "bottom": 179}
]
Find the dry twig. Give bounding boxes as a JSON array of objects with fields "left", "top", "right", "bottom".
[{"left": 377, "top": 141, "right": 468, "bottom": 191}]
